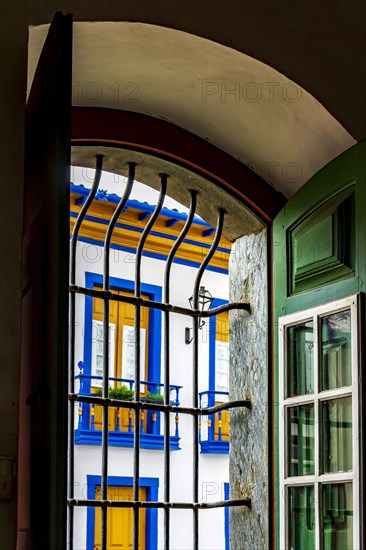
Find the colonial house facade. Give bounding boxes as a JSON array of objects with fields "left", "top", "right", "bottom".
[{"left": 70, "top": 180, "right": 231, "bottom": 549}]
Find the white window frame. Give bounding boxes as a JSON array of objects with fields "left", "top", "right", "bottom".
[
  {"left": 91, "top": 320, "right": 116, "bottom": 387},
  {"left": 215, "top": 339, "right": 229, "bottom": 395},
  {"left": 279, "top": 294, "right": 361, "bottom": 550}
]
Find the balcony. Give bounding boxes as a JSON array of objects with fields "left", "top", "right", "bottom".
[
  {"left": 199, "top": 391, "right": 230, "bottom": 454},
  {"left": 74, "top": 374, "right": 182, "bottom": 450}
]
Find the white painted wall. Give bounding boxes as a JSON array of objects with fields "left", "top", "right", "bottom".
[{"left": 73, "top": 237, "right": 230, "bottom": 550}]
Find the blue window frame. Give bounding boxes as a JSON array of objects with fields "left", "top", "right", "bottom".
[
  {"left": 86, "top": 475, "right": 159, "bottom": 550},
  {"left": 199, "top": 297, "right": 230, "bottom": 454},
  {"left": 74, "top": 272, "right": 182, "bottom": 449}
]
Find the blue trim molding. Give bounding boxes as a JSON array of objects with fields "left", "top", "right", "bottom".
[
  {"left": 199, "top": 439, "right": 229, "bottom": 454},
  {"left": 86, "top": 475, "right": 159, "bottom": 550},
  {"left": 75, "top": 429, "right": 180, "bottom": 450}
]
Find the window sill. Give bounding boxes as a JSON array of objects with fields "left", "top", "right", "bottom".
[
  {"left": 74, "top": 429, "right": 180, "bottom": 450},
  {"left": 199, "top": 440, "right": 229, "bottom": 454}
]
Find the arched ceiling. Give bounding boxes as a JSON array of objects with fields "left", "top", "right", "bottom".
[{"left": 28, "top": 21, "right": 356, "bottom": 198}]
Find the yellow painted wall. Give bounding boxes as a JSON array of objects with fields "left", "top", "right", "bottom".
[{"left": 70, "top": 192, "right": 231, "bottom": 272}]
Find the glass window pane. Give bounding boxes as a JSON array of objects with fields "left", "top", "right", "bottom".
[
  {"left": 288, "top": 486, "right": 315, "bottom": 550},
  {"left": 322, "top": 397, "right": 352, "bottom": 473},
  {"left": 321, "top": 311, "right": 351, "bottom": 390},
  {"left": 322, "top": 483, "right": 353, "bottom": 550},
  {"left": 287, "top": 404, "right": 315, "bottom": 476},
  {"left": 287, "top": 322, "right": 314, "bottom": 397}
]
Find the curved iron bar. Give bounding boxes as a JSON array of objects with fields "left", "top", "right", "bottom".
[
  {"left": 133, "top": 173, "right": 167, "bottom": 550},
  {"left": 162, "top": 189, "right": 197, "bottom": 550},
  {"left": 68, "top": 154, "right": 103, "bottom": 549},
  {"left": 135, "top": 174, "right": 168, "bottom": 298},
  {"left": 163, "top": 190, "right": 198, "bottom": 302},
  {"left": 70, "top": 154, "right": 104, "bottom": 285},
  {"left": 192, "top": 208, "right": 225, "bottom": 309},
  {"left": 103, "top": 162, "right": 136, "bottom": 289},
  {"left": 190, "top": 208, "right": 225, "bottom": 550},
  {"left": 101, "top": 163, "right": 135, "bottom": 550}
]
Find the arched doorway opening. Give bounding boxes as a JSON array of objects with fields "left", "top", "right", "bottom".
[{"left": 68, "top": 109, "right": 272, "bottom": 549}]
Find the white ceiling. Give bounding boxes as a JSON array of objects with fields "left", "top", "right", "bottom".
[{"left": 28, "top": 21, "right": 355, "bottom": 198}]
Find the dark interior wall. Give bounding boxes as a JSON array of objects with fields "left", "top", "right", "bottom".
[
  {"left": 0, "top": 7, "right": 27, "bottom": 548},
  {"left": 0, "top": 1, "right": 365, "bottom": 547}
]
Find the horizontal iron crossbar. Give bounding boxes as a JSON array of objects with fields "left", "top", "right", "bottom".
[
  {"left": 69, "top": 393, "right": 251, "bottom": 413},
  {"left": 69, "top": 284, "right": 250, "bottom": 317},
  {"left": 68, "top": 498, "right": 251, "bottom": 510}
]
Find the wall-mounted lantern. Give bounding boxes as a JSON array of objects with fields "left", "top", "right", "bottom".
[{"left": 185, "top": 286, "right": 213, "bottom": 344}]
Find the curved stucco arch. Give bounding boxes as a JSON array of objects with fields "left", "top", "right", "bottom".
[{"left": 28, "top": 21, "right": 355, "bottom": 197}]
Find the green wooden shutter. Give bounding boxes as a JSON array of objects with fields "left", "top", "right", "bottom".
[{"left": 273, "top": 140, "right": 366, "bottom": 549}]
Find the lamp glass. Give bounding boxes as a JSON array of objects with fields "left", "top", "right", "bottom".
[{"left": 188, "top": 286, "right": 213, "bottom": 311}]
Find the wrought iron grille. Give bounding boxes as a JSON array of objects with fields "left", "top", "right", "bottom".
[{"left": 67, "top": 154, "right": 251, "bottom": 550}]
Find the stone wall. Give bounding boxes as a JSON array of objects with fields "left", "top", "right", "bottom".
[{"left": 229, "top": 228, "right": 268, "bottom": 549}]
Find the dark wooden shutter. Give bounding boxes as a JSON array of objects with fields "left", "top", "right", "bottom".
[{"left": 20, "top": 12, "right": 72, "bottom": 550}]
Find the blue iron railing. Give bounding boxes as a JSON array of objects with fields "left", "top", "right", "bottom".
[
  {"left": 199, "top": 390, "right": 230, "bottom": 454},
  {"left": 74, "top": 373, "right": 182, "bottom": 450}
]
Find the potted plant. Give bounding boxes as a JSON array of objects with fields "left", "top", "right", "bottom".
[
  {"left": 143, "top": 390, "right": 164, "bottom": 404},
  {"left": 94, "top": 384, "right": 134, "bottom": 401},
  {"left": 94, "top": 385, "right": 164, "bottom": 403}
]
